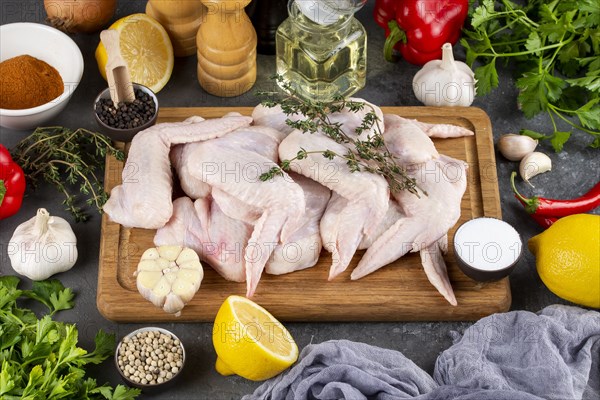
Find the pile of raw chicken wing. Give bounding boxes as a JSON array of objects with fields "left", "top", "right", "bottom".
[{"left": 104, "top": 99, "right": 474, "bottom": 305}]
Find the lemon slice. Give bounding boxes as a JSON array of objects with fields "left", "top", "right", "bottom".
[
  {"left": 212, "top": 295, "right": 298, "bottom": 381},
  {"left": 95, "top": 13, "right": 174, "bottom": 93}
]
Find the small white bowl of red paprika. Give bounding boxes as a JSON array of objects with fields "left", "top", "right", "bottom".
[{"left": 0, "top": 23, "right": 84, "bottom": 130}]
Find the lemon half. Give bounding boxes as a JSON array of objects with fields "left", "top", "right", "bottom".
[
  {"left": 212, "top": 295, "right": 299, "bottom": 381},
  {"left": 529, "top": 214, "right": 600, "bottom": 308},
  {"left": 95, "top": 13, "right": 174, "bottom": 93}
]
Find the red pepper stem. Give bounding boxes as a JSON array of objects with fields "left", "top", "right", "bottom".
[
  {"left": 0, "top": 180, "right": 5, "bottom": 206},
  {"left": 510, "top": 171, "right": 538, "bottom": 213},
  {"left": 384, "top": 20, "right": 406, "bottom": 62}
]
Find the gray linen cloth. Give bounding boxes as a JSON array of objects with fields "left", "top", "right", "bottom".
[{"left": 242, "top": 305, "right": 600, "bottom": 400}]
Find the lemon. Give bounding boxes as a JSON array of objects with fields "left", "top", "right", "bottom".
[
  {"left": 212, "top": 295, "right": 298, "bottom": 381},
  {"left": 529, "top": 214, "right": 600, "bottom": 308},
  {"left": 95, "top": 13, "right": 174, "bottom": 93}
]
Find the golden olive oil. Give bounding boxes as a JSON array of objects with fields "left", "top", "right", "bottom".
[{"left": 276, "top": 1, "right": 367, "bottom": 102}]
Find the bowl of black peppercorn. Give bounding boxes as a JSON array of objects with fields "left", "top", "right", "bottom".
[{"left": 94, "top": 83, "right": 159, "bottom": 142}]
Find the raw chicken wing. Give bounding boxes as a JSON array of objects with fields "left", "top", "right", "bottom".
[{"left": 103, "top": 116, "right": 252, "bottom": 229}]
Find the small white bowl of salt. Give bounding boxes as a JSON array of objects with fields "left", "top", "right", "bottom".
[{"left": 453, "top": 217, "right": 523, "bottom": 282}]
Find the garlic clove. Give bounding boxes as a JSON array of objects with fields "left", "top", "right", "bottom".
[
  {"left": 137, "top": 259, "right": 162, "bottom": 272},
  {"left": 141, "top": 247, "right": 160, "bottom": 260},
  {"left": 519, "top": 151, "right": 552, "bottom": 186},
  {"left": 158, "top": 245, "right": 183, "bottom": 261},
  {"left": 176, "top": 248, "right": 198, "bottom": 264},
  {"left": 137, "top": 270, "right": 163, "bottom": 288},
  {"left": 497, "top": 134, "right": 538, "bottom": 161},
  {"left": 164, "top": 294, "right": 186, "bottom": 316}
]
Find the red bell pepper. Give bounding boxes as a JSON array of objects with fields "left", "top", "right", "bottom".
[
  {"left": 374, "top": 0, "right": 469, "bottom": 65},
  {"left": 0, "top": 144, "right": 26, "bottom": 219}
]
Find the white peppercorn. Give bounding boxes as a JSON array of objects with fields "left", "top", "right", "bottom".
[{"left": 117, "top": 329, "right": 184, "bottom": 386}]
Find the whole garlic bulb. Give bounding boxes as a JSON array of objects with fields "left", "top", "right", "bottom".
[
  {"left": 497, "top": 134, "right": 538, "bottom": 161},
  {"left": 413, "top": 43, "right": 476, "bottom": 107},
  {"left": 8, "top": 208, "right": 78, "bottom": 281}
]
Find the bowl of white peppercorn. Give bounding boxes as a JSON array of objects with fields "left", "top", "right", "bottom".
[{"left": 115, "top": 327, "right": 185, "bottom": 392}]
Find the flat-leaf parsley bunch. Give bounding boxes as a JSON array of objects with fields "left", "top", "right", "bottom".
[
  {"left": 0, "top": 276, "right": 140, "bottom": 399},
  {"left": 462, "top": 0, "right": 600, "bottom": 150}
]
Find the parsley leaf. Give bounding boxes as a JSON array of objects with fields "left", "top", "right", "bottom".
[
  {"left": 475, "top": 59, "right": 499, "bottom": 96},
  {"left": 516, "top": 71, "right": 566, "bottom": 117},
  {"left": 579, "top": 56, "right": 600, "bottom": 71},
  {"left": 575, "top": 99, "right": 600, "bottom": 129},
  {"left": 550, "top": 131, "right": 572, "bottom": 152},
  {"left": 520, "top": 129, "right": 548, "bottom": 140},
  {"left": 23, "top": 279, "right": 75, "bottom": 315},
  {"left": 525, "top": 32, "right": 542, "bottom": 55},
  {"left": 0, "top": 362, "right": 16, "bottom": 395},
  {"left": 0, "top": 276, "right": 21, "bottom": 291},
  {"left": 83, "top": 330, "right": 116, "bottom": 365},
  {"left": 557, "top": 42, "right": 580, "bottom": 67},
  {"left": 471, "top": 0, "right": 496, "bottom": 28},
  {"left": 567, "top": 70, "right": 600, "bottom": 93},
  {"left": 579, "top": 0, "right": 600, "bottom": 15},
  {"left": 110, "top": 385, "right": 143, "bottom": 400},
  {"left": 0, "top": 276, "right": 22, "bottom": 310},
  {"left": 539, "top": 23, "right": 564, "bottom": 43}
]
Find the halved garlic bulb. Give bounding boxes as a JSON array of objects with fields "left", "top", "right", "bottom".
[{"left": 135, "top": 246, "right": 204, "bottom": 316}]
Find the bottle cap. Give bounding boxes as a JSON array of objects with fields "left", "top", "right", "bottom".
[
  {"left": 295, "top": 0, "right": 340, "bottom": 25},
  {"left": 295, "top": 0, "right": 366, "bottom": 25}
]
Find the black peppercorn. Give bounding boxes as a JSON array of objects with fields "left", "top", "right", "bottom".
[{"left": 95, "top": 89, "right": 156, "bottom": 130}]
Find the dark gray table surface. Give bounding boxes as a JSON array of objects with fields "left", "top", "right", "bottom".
[{"left": 1, "top": 1, "right": 599, "bottom": 399}]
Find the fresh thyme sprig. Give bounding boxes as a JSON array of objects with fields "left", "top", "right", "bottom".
[
  {"left": 11, "top": 127, "right": 125, "bottom": 222},
  {"left": 258, "top": 76, "right": 420, "bottom": 196}
]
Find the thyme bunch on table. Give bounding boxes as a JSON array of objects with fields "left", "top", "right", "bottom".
[
  {"left": 258, "top": 77, "right": 421, "bottom": 196},
  {"left": 11, "top": 127, "right": 124, "bottom": 222}
]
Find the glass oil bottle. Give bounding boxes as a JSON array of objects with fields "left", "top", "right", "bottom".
[{"left": 276, "top": 0, "right": 367, "bottom": 102}]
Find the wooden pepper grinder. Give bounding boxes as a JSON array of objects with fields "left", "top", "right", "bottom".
[
  {"left": 246, "top": 0, "right": 288, "bottom": 55},
  {"left": 196, "top": 0, "right": 257, "bottom": 97},
  {"left": 146, "top": 0, "right": 206, "bottom": 57}
]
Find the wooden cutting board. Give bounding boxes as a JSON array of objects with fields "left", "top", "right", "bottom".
[{"left": 97, "top": 106, "right": 510, "bottom": 322}]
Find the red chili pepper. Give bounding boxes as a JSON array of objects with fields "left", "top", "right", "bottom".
[
  {"left": 374, "top": 0, "right": 468, "bottom": 65},
  {"left": 0, "top": 144, "right": 26, "bottom": 219},
  {"left": 511, "top": 172, "right": 600, "bottom": 217},
  {"left": 515, "top": 195, "right": 558, "bottom": 229}
]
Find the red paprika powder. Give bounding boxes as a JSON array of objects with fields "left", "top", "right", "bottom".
[{"left": 0, "top": 55, "right": 64, "bottom": 110}]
